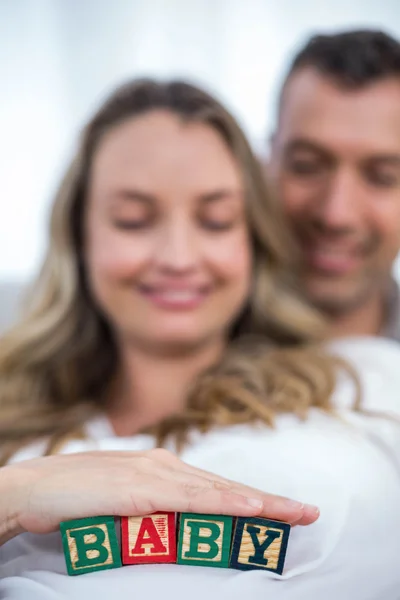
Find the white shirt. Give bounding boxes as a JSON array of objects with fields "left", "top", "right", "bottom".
[{"left": 1, "top": 337, "right": 400, "bottom": 600}]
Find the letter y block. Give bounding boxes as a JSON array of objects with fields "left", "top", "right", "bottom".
[{"left": 230, "top": 517, "right": 290, "bottom": 575}]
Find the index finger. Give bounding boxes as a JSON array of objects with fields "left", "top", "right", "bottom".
[{"left": 174, "top": 461, "right": 320, "bottom": 526}]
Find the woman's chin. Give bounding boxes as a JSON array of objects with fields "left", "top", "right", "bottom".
[
  {"left": 147, "top": 333, "right": 212, "bottom": 354},
  {"left": 132, "top": 326, "right": 222, "bottom": 356}
]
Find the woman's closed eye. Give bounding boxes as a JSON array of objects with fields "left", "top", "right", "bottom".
[
  {"left": 109, "top": 192, "right": 156, "bottom": 230},
  {"left": 199, "top": 200, "right": 244, "bottom": 232},
  {"left": 114, "top": 216, "right": 239, "bottom": 232},
  {"left": 113, "top": 217, "right": 153, "bottom": 230},
  {"left": 200, "top": 218, "right": 238, "bottom": 231},
  {"left": 111, "top": 204, "right": 154, "bottom": 230}
]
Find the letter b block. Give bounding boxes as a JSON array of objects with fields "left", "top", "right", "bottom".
[
  {"left": 121, "top": 512, "right": 177, "bottom": 564},
  {"left": 177, "top": 513, "right": 233, "bottom": 568},
  {"left": 60, "top": 516, "right": 121, "bottom": 576},
  {"left": 230, "top": 517, "right": 290, "bottom": 575}
]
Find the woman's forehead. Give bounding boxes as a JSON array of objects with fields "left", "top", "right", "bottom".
[{"left": 89, "top": 111, "right": 243, "bottom": 194}]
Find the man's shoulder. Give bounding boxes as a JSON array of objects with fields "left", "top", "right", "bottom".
[{"left": 381, "top": 277, "right": 400, "bottom": 341}]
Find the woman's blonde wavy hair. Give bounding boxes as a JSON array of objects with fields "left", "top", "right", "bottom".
[{"left": 0, "top": 79, "right": 358, "bottom": 464}]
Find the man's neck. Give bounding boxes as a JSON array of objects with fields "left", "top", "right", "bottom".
[{"left": 327, "top": 293, "right": 386, "bottom": 339}]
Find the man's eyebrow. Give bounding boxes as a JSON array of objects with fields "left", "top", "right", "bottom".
[
  {"left": 283, "top": 138, "right": 331, "bottom": 156},
  {"left": 365, "top": 154, "right": 400, "bottom": 166},
  {"left": 284, "top": 141, "right": 400, "bottom": 166}
]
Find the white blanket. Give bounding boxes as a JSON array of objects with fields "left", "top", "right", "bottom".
[{"left": 1, "top": 337, "right": 400, "bottom": 600}]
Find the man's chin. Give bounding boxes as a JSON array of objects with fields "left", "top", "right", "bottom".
[{"left": 304, "top": 280, "right": 372, "bottom": 316}]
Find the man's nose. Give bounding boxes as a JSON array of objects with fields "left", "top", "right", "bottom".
[{"left": 314, "top": 169, "right": 362, "bottom": 231}]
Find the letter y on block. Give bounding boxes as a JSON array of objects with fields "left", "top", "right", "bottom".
[{"left": 230, "top": 517, "right": 290, "bottom": 575}]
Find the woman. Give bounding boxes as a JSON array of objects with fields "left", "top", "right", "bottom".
[{"left": 0, "top": 79, "right": 399, "bottom": 599}]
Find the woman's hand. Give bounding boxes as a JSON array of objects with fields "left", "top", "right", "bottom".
[{"left": 0, "top": 449, "right": 319, "bottom": 544}]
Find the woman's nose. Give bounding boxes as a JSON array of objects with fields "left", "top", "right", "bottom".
[{"left": 155, "top": 220, "right": 199, "bottom": 273}]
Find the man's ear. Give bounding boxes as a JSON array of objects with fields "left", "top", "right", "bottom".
[
  {"left": 263, "top": 132, "right": 276, "bottom": 177},
  {"left": 269, "top": 132, "right": 276, "bottom": 149}
]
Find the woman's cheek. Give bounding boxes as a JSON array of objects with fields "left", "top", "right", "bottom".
[{"left": 206, "top": 230, "right": 252, "bottom": 277}]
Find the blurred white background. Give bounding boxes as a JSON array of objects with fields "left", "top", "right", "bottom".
[{"left": 1, "top": 0, "right": 400, "bottom": 284}]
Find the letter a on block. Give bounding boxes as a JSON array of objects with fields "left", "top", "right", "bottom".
[
  {"left": 177, "top": 513, "right": 233, "bottom": 568},
  {"left": 230, "top": 517, "right": 290, "bottom": 575},
  {"left": 60, "top": 516, "right": 121, "bottom": 576},
  {"left": 121, "top": 512, "right": 177, "bottom": 564}
]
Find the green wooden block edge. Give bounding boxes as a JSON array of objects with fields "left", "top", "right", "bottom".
[
  {"left": 177, "top": 512, "right": 233, "bottom": 568},
  {"left": 60, "top": 515, "right": 122, "bottom": 576}
]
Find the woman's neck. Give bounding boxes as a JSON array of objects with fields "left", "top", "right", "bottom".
[{"left": 106, "top": 340, "right": 225, "bottom": 436}]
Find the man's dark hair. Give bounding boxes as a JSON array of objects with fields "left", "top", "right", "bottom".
[{"left": 285, "top": 29, "right": 400, "bottom": 88}]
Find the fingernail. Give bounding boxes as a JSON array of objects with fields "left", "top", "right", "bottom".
[
  {"left": 306, "top": 504, "right": 320, "bottom": 515},
  {"left": 246, "top": 497, "right": 264, "bottom": 509},
  {"left": 284, "top": 498, "right": 304, "bottom": 509}
]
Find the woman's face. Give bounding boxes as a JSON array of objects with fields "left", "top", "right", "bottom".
[{"left": 84, "top": 110, "right": 252, "bottom": 353}]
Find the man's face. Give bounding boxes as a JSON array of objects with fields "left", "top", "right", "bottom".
[{"left": 270, "top": 68, "right": 400, "bottom": 315}]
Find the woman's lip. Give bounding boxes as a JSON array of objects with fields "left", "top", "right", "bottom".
[
  {"left": 137, "top": 287, "right": 211, "bottom": 310},
  {"left": 138, "top": 285, "right": 212, "bottom": 295}
]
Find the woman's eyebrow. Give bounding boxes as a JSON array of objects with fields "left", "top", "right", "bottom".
[
  {"left": 110, "top": 189, "right": 156, "bottom": 204},
  {"left": 197, "top": 189, "right": 243, "bottom": 203}
]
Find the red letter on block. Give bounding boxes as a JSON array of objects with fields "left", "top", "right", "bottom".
[{"left": 121, "top": 512, "right": 176, "bottom": 564}]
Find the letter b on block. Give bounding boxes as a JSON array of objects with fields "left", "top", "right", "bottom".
[
  {"left": 177, "top": 513, "right": 233, "bottom": 568},
  {"left": 60, "top": 516, "right": 121, "bottom": 576}
]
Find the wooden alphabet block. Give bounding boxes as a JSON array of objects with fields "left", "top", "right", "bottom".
[
  {"left": 229, "top": 517, "right": 290, "bottom": 575},
  {"left": 177, "top": 513, "right": 233, "bottom": 568},
  {"left": 60, "top": 516, "right": 121, "bottom": 576},
  {"left": 121, "top": 512, "right": 176, "bottom": 564}
]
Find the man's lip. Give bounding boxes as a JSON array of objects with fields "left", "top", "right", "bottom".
[{"left": 302, "top": 245, "right": 362, "bottom": 274}]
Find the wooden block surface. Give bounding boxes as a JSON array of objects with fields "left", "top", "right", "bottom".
[
  {"left": 230, "top": 517, "right": 290, "bottom": 575},
  {"left": 177, "top": 513, "right": 233, "bottom": 568},
  {"left": 121, "top": 512, "right": 176, "bottom": 564},
  {"left": 60, "top": 516, "right": 121, "bottom": 576}
]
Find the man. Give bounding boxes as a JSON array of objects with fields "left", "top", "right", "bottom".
[{"left": 269, "top": 29, "right": 400, "bottom": 339}]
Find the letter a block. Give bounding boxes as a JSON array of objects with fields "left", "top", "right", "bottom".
[
  {"left": 121, "top": 512, "right": 176, "bottom": 564},
  {"left": 177, "top": 513, "right": 233, "bottom": 568},
  {"left": 230, "top": 517, "right": 290, "bottom": 575},
  {"left": 60, "top": 516, "right": 121, "bottom": 576}
]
